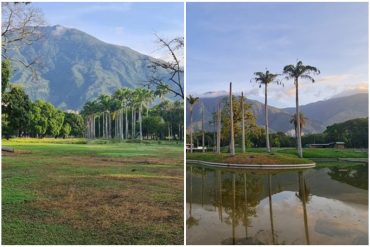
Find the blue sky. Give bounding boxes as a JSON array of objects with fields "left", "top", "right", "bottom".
[
  {"left": 34, "top": 2, "right": 184, "bottom": 58},
  {"left": 187, "top": 2, "right": 368, "bottom": 108}
]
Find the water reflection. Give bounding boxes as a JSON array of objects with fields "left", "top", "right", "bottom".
[{"left": 186, "top": 164, "right": 368, "bottom": 245}]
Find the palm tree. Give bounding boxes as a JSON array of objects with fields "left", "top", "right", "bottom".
[
  {"left": 290, "top": 112, "right": 307, "bottom": 138},
  {"left": 229, "top": 82, "right": 235, "bottom": 155},
  {"left": 113, "top": 88, "right": 132, "bottom": 140},
  {"left": 241, "top": 92, "right": 246, "bottom": 153},
  {"left": 283, "top": 61, "right": 320, "bottom": 158},
  {"left": 251, "top": 70, "right": 280, "bottom": 153},
  {"left": 98, "top": 95, "right": 112, "bottom": 139},
  {"left": 187, "top": 95, "right": 199, "bottom": 153}
]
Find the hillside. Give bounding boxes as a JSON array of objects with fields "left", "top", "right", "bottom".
[
  {"left": 8, "top": 25, "right": 173, "bottom": 110},
  {"left": 187, "top": 93, "right": 368, "bottom": 134},
  {"left": 283, "top": 93, "right": 369, "bottom": 127}
]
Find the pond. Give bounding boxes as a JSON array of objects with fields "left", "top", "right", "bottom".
[{"left": 186, "top": 163, "right": 368, "bottom": 245}]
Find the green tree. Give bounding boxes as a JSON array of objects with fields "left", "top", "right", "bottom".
[
  {"left": 283, "top": 61, "right": 320, "bottom": 157},
  {"left": 47, "top": 109, "right": 65, "bottom": 137},
  {"left": 60, "top": 123, "right": 71, "bottom": 138},
  {"left": 30, "top": 100, "right": 49, "bottom": 137},
  {"left": 2, "top": 85, "right": 31, "bottom": 137},
  {"left": 2, "top": 60, "right": 11, "bottom": 94},
  {"left": 187, "top": 95, "right": 199, "bottom": 152},
  {"left": 251, "top": 70, "right": 280, "bottom": 153},
  {"left": 64, "top": 112, "right": 85, "bottom": 137}
]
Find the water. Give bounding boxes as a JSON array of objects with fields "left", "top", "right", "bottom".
[{"left": 186, "top": 163, "right": 368, "bottom": 245}]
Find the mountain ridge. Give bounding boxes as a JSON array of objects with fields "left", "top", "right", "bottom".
[
  {"left": 9, "top": 25, "right": 172, "bottom": 110},
  {"left": 186, "top": 92, "right": 368, "bottom": 134}
]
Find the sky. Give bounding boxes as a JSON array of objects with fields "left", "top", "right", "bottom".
[
  {"left": 187, "top": 2, "right": 369, "bottom": 108},
  {"left": 33, "top": 2, "right": 184, "bottom": 59}
]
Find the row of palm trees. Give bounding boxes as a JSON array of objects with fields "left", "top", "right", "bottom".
[
  {"left": 187, "top": 61, "right": 320, "bottom": 158},
  {"left": 82, "top": 87, "right": 155, "bottom": 140}
]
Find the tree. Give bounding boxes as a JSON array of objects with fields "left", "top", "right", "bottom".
[
  {"left": 64, "top": 112, "right": 85, "bottom": 137},
  {"left": 46, "top": 105, "right": 64, "bottom": 137},
  {"left": 60, "top": 123, "right": 71, "bottom": 138},
  {"left": 2, "top": 2, "right": 45, "bottom": 72},
  {"left": 187, "top": 95, "right": 199, "bottom": 153},
  {"left": 2, "top": 85, "right": 31, "bottom": 137},
  {"left": 290, "top": 112, "right": 307, "bottom": 138},
  {"left": 240, "top": 92, "right": 246, "bottom": 153},
  {"left": 229, "top": 82, "right": 235, "bottom": 155},
  {"left": 2, "top": 59, "right": 11, "bottom": 94},
  {"left": 251, "top": 70, "right": 280, "bottom": 152},
  {"left": 29, "top": 100, "right": 48, "bottom": 137},
  {"left": 283, "top": 61, "right": 320, "bottom": 158},
  {"left": 147, "top": 35, "right": 184, "bottom": 99}
]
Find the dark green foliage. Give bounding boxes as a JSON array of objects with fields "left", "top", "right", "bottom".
[
  {"left": 324, "top": 118, "right": 368, "bottom": 148},
  {"left": 2, "top": 60, "right": 11, "bottom": 94},
  {"left": 2, "top": 85, "right": 32, "bottom": 137},
  {"left": 142, "top": 116, "right": 165, "bottom": 139},
  {"left": 63, "top": 112, "right": 85, "bottom": 137}
]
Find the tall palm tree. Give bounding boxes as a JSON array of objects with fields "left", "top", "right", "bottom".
[
  {"left": 290, "top": 112, "right": 307, "bottom": 138},
  {"left": 133, "top": 88, "right": 147, "bottom": 141},
  {"left": 187, "top": 95, "right": 199, "bottom": 153},
  {"left": 283, "top": 61, "right": 320, "bottom": 158},
  {"left": 97, "top": 95, "right": 112, "bottom": 139},
  {"left": 113, "top": 88, "right": 132, "bottom": 140},
  {"left": 251, "top": 70, "right": 280, "bottom": 153},
  {"left": 241, "top": 92, "right": 246, "bottom": 153},
  {"left": 229, "top": 82, "right": 235, "bottom": 155}
]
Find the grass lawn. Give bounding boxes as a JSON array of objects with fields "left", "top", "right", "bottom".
[
  {"left": 2, "top": 138, "right": 183, "bottom": 244},
  {"left": 276, "top": 148, "right": 368, "bottom": 158},
  {"left": 187, "top": 152, "right": 313, "bottom": 164}
]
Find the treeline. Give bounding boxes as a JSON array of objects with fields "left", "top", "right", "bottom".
[
  {"left": 188, "top": 94, "right": 368, "bottom": 149},
  {"left": 2, "top": 61, "right": 84, "bottom": 138},
  {"left": 81, "top": 88, "right": 183, "bottom": 140}
]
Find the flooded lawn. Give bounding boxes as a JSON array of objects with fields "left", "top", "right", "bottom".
[{"left": 186, "top": 163, "right": 368, "bottom": 245}]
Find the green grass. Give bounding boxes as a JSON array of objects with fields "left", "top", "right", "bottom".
[
  {"left": 276, "top": 148, "right": 368, "bottom": 158},
  {"left": 187, "top": 152, "right": 313, "bottom": 164},
  {"left": 2, "top": 138, "right": 183, "bottom": 244}
]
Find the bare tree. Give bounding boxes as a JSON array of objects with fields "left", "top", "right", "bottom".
[
  {"left": 147, "top": 35, "right": 184, "bottom": 99},
  {"left": 2, "top": 2, "right": 45, "bottom": 72}
]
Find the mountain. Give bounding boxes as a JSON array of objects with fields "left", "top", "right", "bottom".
[
  {"left": 283, "top": 93, "right": 369, "bottom": 127},
  {"left": 187, "top": 93, "right": 368, "bottom": 134},
  {"left": 8, "top": 25, "right": 172, "bottom": 110}
]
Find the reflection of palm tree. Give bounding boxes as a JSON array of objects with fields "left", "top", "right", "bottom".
[
  {"left": 268, "top": 174, "right": 276, "bottom": 244},
  {"left": 187, "top": 165, "right": 199, "bottom": 229},
  {"left": 201, "top": 167, "right": 205, "bottom": 207},
  {"left": 218, "top": 170, "right": 223, "bottom": 222},
  {"left": 243, "top": 173, "right": 248, "bottom": 239},
  {"left": 297, "top": 171, "right": 310, "bottom": 244},
  {"left": 232, "top": 173, "right": 236, "bottom": 244}
]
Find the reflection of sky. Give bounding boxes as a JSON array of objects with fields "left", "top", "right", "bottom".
[{"left": 186, "top": 192, "right": 368, "bottom": 245}]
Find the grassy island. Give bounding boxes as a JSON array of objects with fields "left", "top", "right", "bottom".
[{"left": 187, "top": 152, "right": 313, "bottom": 165}]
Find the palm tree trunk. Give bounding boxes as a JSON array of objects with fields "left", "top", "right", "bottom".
[
  {"left": 241, "top": 92, "right": 246, "bottom": 153},
  {"left": 125, "top": 108, "right": 128, "bottom": 139},
  {"left": 217, "top": 103, "right": 221, "bottom": 154},
  {"left": 296, "top": 78, "right": 303, "bottom": 158},
  {"left": 202, "top": 104, "right": 205, "bottom": 152},
  {"left": 190, "top": 107, "right": 193, "bottom": 153},
  {"left": 229, "top": 82, "right": 235, "bottom": 155},
  {"left": 265, "top": 83, "right": 271, "bottom": 152},
  {"left": 139, "top": 103, "right": 143, "bottom": 141}
]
